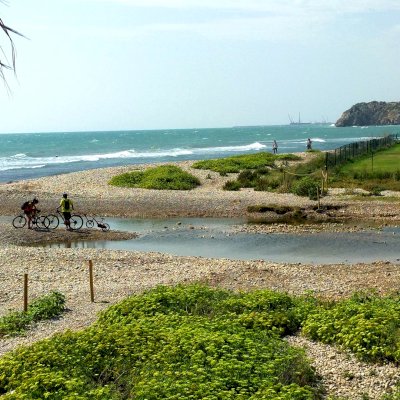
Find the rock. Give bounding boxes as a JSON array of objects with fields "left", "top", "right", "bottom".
[{"left": 335, "top": 101, "right": 400, "bottom": 127}]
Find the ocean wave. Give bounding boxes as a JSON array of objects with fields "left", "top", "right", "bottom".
[
  {"left": 194, "top": 142, "right": 266, "bottom": 153},
  {"left": 0, "top": 142, "right": 266, "bottom": 171},
  {"left": 311, "top": 138, "right": 326, "bottom": 143}
]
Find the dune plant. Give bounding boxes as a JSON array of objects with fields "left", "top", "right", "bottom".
[
  {"left": 0, "top": 285, "right": 321, "bottom": 399},
  {"left": 192, "top": 152, "right": 300, "bottom": 174},
  {"left": 302, "top": 291, "right": 400, "bottom": 363},
  {"left": 0, "top": 291, "right": 65, "bottom": 337},
  {"left": 109, "top": 165, "right": 200, "bottom": 190}
]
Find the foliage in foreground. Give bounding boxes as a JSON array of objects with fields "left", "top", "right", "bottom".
[
  {"left": 0, "top": 291, "right": 65, "bottom": 337},
  {"left": 108, "top": 165, "right": 200, "bottom": 190},
  {"left": 0, "top": 285, "right": 320, "bottom": 399},
  {"left": 3, "top": 286, "right": 400, "bottom": 398}
]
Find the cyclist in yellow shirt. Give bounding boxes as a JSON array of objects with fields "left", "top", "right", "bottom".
[{"left": 58, "top": 193, "right": 74, "bottom": 230}]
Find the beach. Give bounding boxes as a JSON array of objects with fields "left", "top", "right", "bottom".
[{"left": 1, "top": 156, "right": 400, "bottom": 399}]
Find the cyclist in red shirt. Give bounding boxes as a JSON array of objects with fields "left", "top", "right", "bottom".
[{"left": 22, "top": 198, "right": 39, "bottom": 229}]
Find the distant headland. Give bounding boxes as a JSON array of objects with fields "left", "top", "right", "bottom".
[{"left": 335, "top": 101, "right": 400, "bottom": 127}]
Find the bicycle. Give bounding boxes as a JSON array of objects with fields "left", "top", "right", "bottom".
[
  {"left": 12, "top": 211, "right": 50, "bottom": 230},
  {"left": 83, "top": 214, "right": 110, "bottom": 232},
  {"left": 46, "top": 210, "right": 84, "bottom": 230}
]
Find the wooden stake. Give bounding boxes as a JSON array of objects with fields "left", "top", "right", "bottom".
[
  {"left": 88, "top": 260, "right": 94, "bottom": 302},
  {"left": 23, "top": 273, "right": 28, "bottom": 312}
]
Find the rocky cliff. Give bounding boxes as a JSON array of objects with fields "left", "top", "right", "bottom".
[{"left": 335, "top": 101, "right": 400, "bottom": 127}]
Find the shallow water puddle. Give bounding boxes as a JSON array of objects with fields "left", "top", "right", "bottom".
[{"left": 38, "top": 217, "right": 400, "bottom": 264}]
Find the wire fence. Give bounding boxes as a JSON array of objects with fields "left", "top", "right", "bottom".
[{"left": 325, "top": 134, "right": 398, "bottom": 170}]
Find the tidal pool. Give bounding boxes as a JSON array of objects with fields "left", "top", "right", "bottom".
[{"left": 42, "top": 217, "right": 400, "bottom": 264}]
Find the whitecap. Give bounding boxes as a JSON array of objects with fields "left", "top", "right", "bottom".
[
  {"left": 311, "top": 138, "right": 326, "bottom": 143},
  {"left": 0, "top": 141, "right": 267, "bottom": 171}
]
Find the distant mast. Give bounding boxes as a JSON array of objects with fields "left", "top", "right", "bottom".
[{"left": 288, "top": 113, "right": 311, "bottom": 125}]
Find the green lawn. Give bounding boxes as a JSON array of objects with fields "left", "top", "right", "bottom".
[
  {"left": 340, "top": 143, "right": 400, "bottom": 174},
  {"left": 329, "top": 143, "right": 400, "bottom": 191}
]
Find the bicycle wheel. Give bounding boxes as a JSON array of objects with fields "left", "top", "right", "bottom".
[
  {"left": 86, "top": 219, "right": 95, "bottom": 228},
  {"left": 36, "top": 216, "right": 50, "bottom": 229},
  {"left": 70, "top": 214, "right": 83, "bottom": 230},
  {"left": 101, "top": 223, "right": 110, "bottom": 232},
  {"left": 12, "top": 215, "right": 26, "bottom": 228},
  {"left": 46, "top": 214, "right": 60, "bottom": 229}
]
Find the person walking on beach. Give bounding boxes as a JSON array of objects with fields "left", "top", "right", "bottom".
[
  {"left": 272, "top": 140, "right": 278, "bottom": 154},
  {"left": 58, "top": 193, "right": 74, "bottom": 231},
  {"left": 306, "top": 138, "right": 312, "bottom": 150},
  {"left": 22, "top": 198, "right": 39, "bottom": 229}
]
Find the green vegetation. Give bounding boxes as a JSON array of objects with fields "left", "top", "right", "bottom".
[
  {"left": 0, "top": 291, "right": 65, "bottom": 337},
  {"left": 194, "top": 151, "right": 325, "bottom": 197},
  {"left": 290, "top": 176, "right": 321, "bottom": 199},
  {"left": 0, "top": 285, "right": 320, "bottom": 399},
  {"left": 340, "top": 144, "right": 400, "bottom": 174},
  {"left": 302, "top": 291, "right": 400, "bottom": 363},
  {"left": 192, "top": 152, "right": 300, "bottom": 174},
  {"left": 108, "top": 165, "right": 200, "bottom": 190},
  {"left": 247, "top": 204, "right": 296, "bottom": 214},
  {"left": 193, "top": 142, "right": 400, "bottom": 196},
  {"left": 3, "top": 286, "right": 400, "bottom": 398},
  {"left": 329, "top": 143, "right": 400, "bottom": 192}
]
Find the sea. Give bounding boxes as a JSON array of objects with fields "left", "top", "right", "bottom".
[{"left": 1, "top": 124, "right": 399, "bottom": 183}]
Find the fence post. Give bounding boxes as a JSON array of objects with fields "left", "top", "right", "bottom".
[
  {"left": 371, "top": 151, "right": 374, "bottom": 172},
  {"left": 88, "top": 260, "right": 95, "bottom": 302},
  {"left": 23, "top": 273, "right": 28, "bottom": 312}
]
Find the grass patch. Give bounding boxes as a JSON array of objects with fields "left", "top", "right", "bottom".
[
  {"left": 330, "top": 143, "right": 400, "bottom": 191},
  {"left": 340, "top": 143, "right": 400, "bottom": 174},
  {"left": 0, "top": 291, "right": 65, "bottom": 337},
  {"left": 109, "top": 165, "right": 200, "bottom": 190},
  {"left": 192, "top": 152, "right": 300, "bottom": 174}
]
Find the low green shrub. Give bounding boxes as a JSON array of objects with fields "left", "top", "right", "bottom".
[
  {"left": 0, "top": 285, "right": 321, "bottom": 399},
  {"left": 254, "top": 177, "right": 281, "bottom": 191},
  {"left": 11, "top": 285, "right": 400, "bottom": 397},
  {"left": 108, "top": 165, "right": 200, "bottom": 190},
  {"left": 369, "top": 187, "right": 384, "bottom": 196},
  {"left": 223, "top": 180, "right": 241, "bottom": 191},
  {"left": 302, "top": 292, "right": 400, "bottom": 362},
  {"left": 0, "top": 291, "right": 65, "bottom": 337},
  {"left": 192, "top": 152, "right": 277, "bottom": 173},
  {"left": 291, "top": 176, "right": 320, "bottom": 198}
]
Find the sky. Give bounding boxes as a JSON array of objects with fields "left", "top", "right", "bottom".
[{"left": 0, "top": 0, "right": 399, "bottom": 133}]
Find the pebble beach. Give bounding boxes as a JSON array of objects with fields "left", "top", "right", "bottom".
[{"left": 1, "top": 156, "right": 400, "bottom": 399}]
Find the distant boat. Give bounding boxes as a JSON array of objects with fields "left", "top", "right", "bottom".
[
  {"left": 288, "top": 113, "right": 311, "bottom": 125},
  {"left": 288, "top": 113, "right": 332, "bottom": 125}
]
